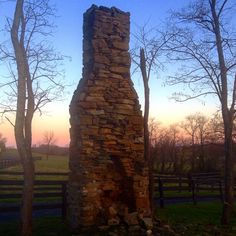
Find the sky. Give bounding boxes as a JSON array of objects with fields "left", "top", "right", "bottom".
[{"left": 0, "top": 0, "right": 224, "bottom": 147}]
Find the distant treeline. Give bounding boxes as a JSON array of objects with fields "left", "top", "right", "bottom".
[
  {"left": 149, "top": 112, "right": 236, "bottom": 175},
  {"left": 151, "top": 142, "right": 236, "bottom": 175}
]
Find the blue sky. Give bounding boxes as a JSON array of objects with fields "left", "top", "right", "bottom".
[
  {"left": 0, "top": 0, "right": 224, "bottom": 146},
  {"left": 54, "top": 0, "right": 218, "bottom": 119},
  {"left": 53, "top": 0, "right": 217, "bottom": 114}
]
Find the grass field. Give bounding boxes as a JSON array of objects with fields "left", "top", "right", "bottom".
[
  {"left": 156, "top": 202, "right": 236, "bottom": 235},
  {"left": 1, "top": 152, "right": 236, "bottom": 235},
  {"left": 1, "top": 203, "right": 236, "bottom": 235},
  {"left": 0, "top": 217, "right": 70, "bottom": 236},
  {"left": 0, "top": 152, "right": 69, "bottom": 175}
]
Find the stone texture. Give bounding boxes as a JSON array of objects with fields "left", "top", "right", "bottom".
[{"left": 68, "top": 5, "right": 150, "bottom": 232}]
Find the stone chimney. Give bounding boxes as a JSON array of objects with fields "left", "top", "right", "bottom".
[{"left": 68, "top": 5, "right": 150, "bottom": 232}]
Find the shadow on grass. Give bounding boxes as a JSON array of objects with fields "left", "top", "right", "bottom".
[
  {"left": 1, "top": 203, "right": 236, "bottom": 235},
  {"left": 0, "top": 217, "right": 71, "bottom": 236},
  {"left": 156, "top": 202, "right": 236, "bottom": 235}
]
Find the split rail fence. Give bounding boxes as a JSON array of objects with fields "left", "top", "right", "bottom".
[
  {"left": 0, "top": 171, "right": 68, "bottom": 219},
  {"left": 0, "top": 159, "right": 21, "bottom": 169},
  {"left": 0, "top": 171, "right": 231, "bottom": 219},
  {"left": 154, "top": 172, "right": 225, "bottom": 208}
]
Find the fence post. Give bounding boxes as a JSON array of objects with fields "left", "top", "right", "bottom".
[
  {"left": 62, "top": 182, "right": 67, "bottom": 220},
  {"left": 191, "top": 180, "right": 197, "bottom": 205},
  {"left": 211, "top": 182, "right": 214, "bottom": 192},
  {"left": 219, "top": 180, "right": 224, "bottom": 203},
  {"left": 178, "top": 176, "right": 182, "bottom": 192},
  {"left": 196, "top": 183, "right": 200, "bottom": 192},
  {"left": 188, "top": 173, "right": 192, "bottom": 192},
  {"left": 158, "top": 177, "right": 164, "bottom": 208}
]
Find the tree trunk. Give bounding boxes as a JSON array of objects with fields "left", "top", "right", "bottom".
[
  {"left": 210, "top": 0, "right": 235, "bottom": 224},
  {"left": 161, "top": 156, "right": 165, "bottom": 173},
  {"left": 173, "top": 148, "right": 179, "bottom": 174},
  {"left": 21, "top": 161, "right": 34, "bottom": 236},
  {"left": 11, "top": 1, "right": 35, "bottom": 235},
  {"left": 191, "top": 133, "right": 196, "bottom": 172},
  {"left": 180, "top": 150, "right": 184, "bottom": 174},
  {"left": 23, "top": 89, "right": 34, "bottom": 236},
  {"left": 140, "top": 48, "right": 153, "bottom": 214},
  {"left": 46, "top": 144, "right": 50, "bottom": 160},
  {"left": 199, "top": 134, "right": 205, "bottom": 171},
  {"left": 221, "top": 112, "right": 234, "bottom": 224}
]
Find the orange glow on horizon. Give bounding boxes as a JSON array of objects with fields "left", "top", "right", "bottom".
[
  {"left": 0, "top": 95, "right": 217, "bottom": 148},
  {"left": 0, "top": 107, "right": 70, "bottom": 147}
]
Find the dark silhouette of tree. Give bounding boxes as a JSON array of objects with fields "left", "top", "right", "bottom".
[
  {"left": 42, "top": 130, "right": 56, "bottom": 160},
  {"left": 131, "top": 24, "right": 171, "bottom": 214},
  {"left": 166, "top": 0, "right": 236, "bottom": 224},
  {"left": 169, "top": 124, "right": 180, "bottom": 173},
  {"left": 206, "top": 112, "right": 225, "bottom": 143},
  {"left": 181, "top": 114, "right": 199, "bottom": 172},
  {"left": 195, "top": 114, "right": 208, "bottom": 171},
  {"left": 0, "top": 133, "right": 7, "bottom": 156},
  {"left": 0, "top": 0, "right": 65, "bottom": 235},
  {"left": 181, "top": 113, "right": 209, "bottom": 171},
  {"left": 149, "top": 117, "right": 160, "bottom": 146},
  {"left": 152, "top": 124, "right": 182, "bottom": 173}
]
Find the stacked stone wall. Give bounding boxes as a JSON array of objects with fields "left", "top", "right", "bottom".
[{"left": 68, "top": 5, "right": 150, "bottom": 231}]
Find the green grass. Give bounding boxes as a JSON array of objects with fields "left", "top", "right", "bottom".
[
  {"left": 1, "top": 154, "right": 236, "bottom": 235},
  {"left": 1, "top": 153, "right": 69, "bottom": 173},
  {"left": 2, "top": 148, "right": 18, "bottom": 157},
  {"left": 1, "top": 204, "right": 236, "bottom": 235},
  {"left": 0, "top": 196, "right": 61, "bottom": 204},
  {"left": 156, "top": 202, "right": 236, "bottom": 235},
  {"left": 0, "top": 217, "right": 71, "bottom": 236},
  {"left": 34, "top": 154, "right": 69, "bottom": 173}
]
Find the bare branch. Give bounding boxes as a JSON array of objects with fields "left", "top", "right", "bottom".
[{"left": 5, "top": 116, "right": 15, "bottom": 127}]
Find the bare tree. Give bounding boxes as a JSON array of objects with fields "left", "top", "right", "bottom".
[
  {"left": 183, "top": 113, "right": 209, "bottom": 171},
  {"left": 169, "top": 124, "right": 180, "bottom": 173},
  {"left": 178, "top": 134, "right": 190, "bottom": 174},
  {"left": 181, "top": 114, "right": 199, "bottom": 172},
  {"left": 131, "top": 24, "right": 170, "bottom": 213},
  {"left": 206, "top": 112, "right": 224, "bottom": 143},
  {"left": 149, "top": 117, "right": 160, "bottom": 145},
  {"left": 154, "top": 127, "right": 170, "bottom": 173},
  {"left": 42, "top": 130, "right": 56, "bottom": 160},
  {"left": 0, "top": 0, "right": 65, "bottom": 235},
  {"left": 0, "top": 133, "right": 7, "bottom": 156},
  {"left": 153, "top": 125, "right": 180, "bottom": 173},
  {"left": 195, "top": 114, "right": 208, "bottom": 171},
  {"left": 149, "top": 118, "right": 161, "bottom": 171},
  {"left": 166, "top": 0, "right": 236, "bottom": 224}
]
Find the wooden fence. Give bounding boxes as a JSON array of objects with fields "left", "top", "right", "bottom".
[
  {"left": 0, "top": 171, "right": 230, "bottom": 218},
  {"left": 154, "top": 172, "right": 225, "bottom": 208},
  {"left": 0, "top": 171, "right": 68, "bottom": 219},
  {"left": 0, "top": 159, "right": 21, "bottom": 169}
]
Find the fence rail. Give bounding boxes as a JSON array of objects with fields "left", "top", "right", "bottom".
[
  {"left": 0, "top": 172, "right": 68, "bottom": 219},
  {"left": 0, "top": 171, "right": 68, "bottom": 176},
  {"left": 153, "top": 172, "right": 226, "bottom": 207},
  {"left": 0, "top": 171, "right": 232, "bottom": 219},
  {"left": 0, "top": 159, "right": 21, "bottom": 169}
]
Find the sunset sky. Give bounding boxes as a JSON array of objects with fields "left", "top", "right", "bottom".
[{"left": 0, "top": 0, "right": 226, "bottom": 146}]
